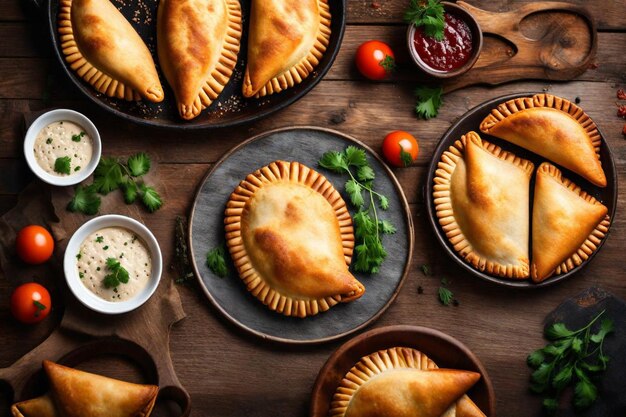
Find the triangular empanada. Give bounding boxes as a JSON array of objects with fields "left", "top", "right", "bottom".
[
  {"left": 58, "top": 0, "right": 164, "bottom": 102},
  {"left": 43, "top": 360, "right": 158, "bottom": 417},
  {"left": 480, "top": 93, "right": 606, "bottom": 187},
  {"left": 329, "top": 347, "right": 483, "bottom": 417},
  {"left": 242, "top": 0, "right": 331, "bottom": 98},
  {"left": 11, "top": 395, "right": 57, "bottom": 417},
  {"left": 157, "top": 0, "right": 242, "bottom": 120},
  {"left": 531, "top": 163, "right": 610, "bottom": 282},
  {"left": 434, "top": 132, "right": 534, "bottom": 278},
  {"left": 224, "top": 161, "right": 364, "bottom": 318}
]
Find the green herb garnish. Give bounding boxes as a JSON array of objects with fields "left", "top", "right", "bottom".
[
  {"left": 319, "top": 146, "right": 395, "bottom": 274},
  {"left": 528, "top": 310, "right": 614, "bottom": 413},
  {"left": 33, "top": 300, "right": 47, "bottom": 317},
  {"left": 68, "top": 153, "right": 162, "bottom": 215},
  {"left": 76, "top": 251, "right": 82, "bottom": 260},
  {"left": 46, "top": 137, "right": 53, "bottom": 144},
  {"left": 95, "top": 236, "right": 104, "bottom": 243},
  {"left": 414, "top": 86, "right": 443, "bottom": 119},
  {"left": 71, "top": 131, "right": 86, "bottom": 142},
  {"left": 74, "top": 166, "right": 80, "bottom": 172},
  {"left": 206, "top": 244, "right": 229, "bottom": 278},
  {"left": 102, "top": 257, "right": 130, "bottom": 289},
  {"left": 438, "top": 286, "right": 454, "bottom": 305},
  {"left": 54, "top": 156, "right": 72, "bottom": 175},
  {"left": 404, "top": 0, "right": 445, "bottom": 40},
  {"left": 67, "top": 185, "right": 101, "bottom": 215},
  {"left": 103, "top": 245, "right": 109, "bottom": 250}
]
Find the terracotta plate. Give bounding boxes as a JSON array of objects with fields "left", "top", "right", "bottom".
[
  {"left": 310, "top": 325, "right": 496, "bottom": 417},
  {"left": 189, "top": 127, "right": 413, "bottom": 344},
  {"left": 45, "top": 0, "right": 346, "bottom": 129},
  {"left": 425, "top": 92, "right": 617, "bottom": 288}
]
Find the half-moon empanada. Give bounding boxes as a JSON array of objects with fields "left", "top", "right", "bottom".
[
  {"left": 58, "top": 0, "right": 164, "bottom": 102},
  {"left": 242, "top": 0, "right": 331, "bottom": 98},
  {"left": 480, "top": 94, "right": 606, "bottom": 187},
  {"left": 329, "top": 347, "right": 484, "bottom": 417},
  {"left": 434, "top": 132, "right": 534, "bottom": 278},
  {"left": 224, "top": 161, "right": 364, "bottom": 318},
  {"left": 531, "top": 163, "right": 610, "bottom": 282},
  {"left": 157, "top": 0, "right": 242, "bottom": 120},
  {"left": 11, "top": 395, "right": 57, "bottom": 417}
]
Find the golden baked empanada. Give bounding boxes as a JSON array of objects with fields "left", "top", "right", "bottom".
[
  {"left": 330, "top": 347, "right": 484, "bottom": 417},
  {"left": 11, "top": 395, "right": 57, "bottom": 417},
  {"left": 242, "top": 0, "right": 331, "bottom": 98},
  {"left": 531, "top": 163, "right": 610, "bottom": 282},
  {"left": 434, "top": 132, "right": 534, "bottom": 278},
  {"left": 224, "top": 161, "right": 364, "bottom": 318},
  {"left": 58, "top": 0, "right": 164, "bottom": 102},
  {"left": 157, "top": 0, "right": 242, "bottom": 119},
  {"left": 480, "top": 94, "right": 606, "bottom": 187}
]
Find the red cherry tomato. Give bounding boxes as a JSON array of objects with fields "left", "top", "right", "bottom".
[
  {"left": 16, "top": 225, "right": 54, "bottom": 264},
  {"left": 10, "top": 283, "right": 52, "bottom": 324},
  {"left": 382, "top": 131, "right": 420, "bottom": 167},
  {"left": 355, "top": 40, "right": 395, "bottom": 80}
]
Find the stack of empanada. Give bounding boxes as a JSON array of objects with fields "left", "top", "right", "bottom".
[
  {"left": 11, "top": 361, "right": 158, "bottom": 417},
  {"left": 329, "top": 347, "right": 486, "bottom": 417},
  {"left": 434, "top": 94, "right": 610, "bottom": 283}
]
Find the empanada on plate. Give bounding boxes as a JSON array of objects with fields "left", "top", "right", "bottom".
[
  {"left": 157, "top": 0, "right": 242, "bottom": 120},
  {"left": 433, "top": 132, "right": 534, "bottom": 279},
  {"left": 242, "top": 0, "right": 331, "bottom": 98},
  {"left": 480, "top": 93, "right": 606, "bottom": 187},
  {"left": 531, "top": 163, "right": 610, "bottom": 282},
  {"left": 329, "top": 347, "right": 484, "bottom": 417},
  {"left": 224, "top": 161, "right": 364, "bottom": 318},
  {"left": 58, "top": 0, "right": 164, "bottom": 102},
  {"left": 11, "top": 395, "right": 57, "bottom": 417}
]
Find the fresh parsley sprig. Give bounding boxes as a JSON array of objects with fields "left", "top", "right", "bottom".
[
  {"left": 415, "top": 86, "right": 443, "bottom": 119},
  {"left": 54, "top": 156, "right": 72, "bottom": 175},
  {"left": 404, "top": 0, "right": 446, "bottom": 41},
  {"left": 67, "top": 153, "right": 163, "bottom": 215},
  {"left": 102, "top": 257, "right": 130, "bottom": 289},
  {"left": 319, "top": 146, "right": 395, "bottom": 274},
  {"left": 527, "top": 310, "right": 614, "bottom": 414}
]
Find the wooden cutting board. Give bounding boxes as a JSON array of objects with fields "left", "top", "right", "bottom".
[{"left": 0, "top": 181, "right": 191, "bottom": 416}]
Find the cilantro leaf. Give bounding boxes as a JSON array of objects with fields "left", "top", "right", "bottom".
[
  {"left": 545, "top": 322, "right": 574, "bottom": 340},
  {"left": 344, "top": 146, "right": 368, "bottom": 167},
  {"left": 67, "top": 185, "right": 101, "bottom": 215},
  {"left": 54, "top": 156, "right": 71, "bottom": 175},
  {"left": 103, "top": 274, "right": 119, "bottom": 289},
  {"left": 206, "top": 244, "right": 229, "bottom": 278},
  {"left": 345, "top": 179, "right": 364, "bottom": 208},
  {"left": 379, "top": 220, "right": 397, "bottom": 234},
  {"left": 438, "top": 286, "right": 453, "bottom": 306},
  {"left": 93, "top": 158, "right": 123, "bottom": 194},
  {"left": 590, "top": 318, "right": 614, "bottom": 343},
  {"left": 552, "top": 364, "right": 573, "bottom": 390},
  {"left": 414, "top": 86, "right": 443, "bottom": 119},
  {"left": 319, "top": 151, "right": 348, "bottom": 173},
  {"left": 127, "top": 152, "right": 151, "bottom": 177},
  {"left": 122, "top": 181, "right": 138, "bottom": 204},
  {"left": 102, "top": 257, "right": 130, "bottom": 288},
  {"left": 106, "top": 258, "right": 120, "bottom": 269},
  {"left": 378, "top": 195, "right": 389, "bottom": 210},
  {"left": 140, "top": 184, "right": 163, "bottom": 212},
  {"left": 574, "top": 374, "right": 597, "bottom": 409},
  {"left": 404, "top": 0, "right": 445, "bottom": 41},
  {"left": 527, "top": 349, "right": 545, "bottom": 368},
  {"left": 357, "top": 165, "right": 375, "bottom": 182}
]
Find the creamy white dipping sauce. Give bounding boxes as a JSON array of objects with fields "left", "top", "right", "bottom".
[
  {"left": 34, "top": 121, "right": 93, "bottom": 176},
  {"left": 76, "top": 227, "right": 152, "bottom": 302}
]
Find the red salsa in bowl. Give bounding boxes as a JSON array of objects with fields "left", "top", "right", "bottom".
[{"left": 406, "top": 2, "right": 482, "bottom": 78}]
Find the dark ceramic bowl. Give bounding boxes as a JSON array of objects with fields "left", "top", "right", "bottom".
[{"left": 406, "top": 1, "right": 483, "bottom": 78}]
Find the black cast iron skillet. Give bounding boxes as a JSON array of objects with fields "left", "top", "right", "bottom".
[{"left": 36, "top": 0, "right": 346, "bottom": 129}]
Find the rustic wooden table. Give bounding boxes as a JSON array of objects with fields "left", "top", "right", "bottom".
[{"left": 0, "top": 1, "right": 624, "bottom": 416}]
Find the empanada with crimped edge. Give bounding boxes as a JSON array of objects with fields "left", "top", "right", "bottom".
[
  {"left": 434, "top": 132, "right": 533, "bottom": 279},
  {"left": 157, "top": 0, "right": 242, "bottom": 120},
  {"left": 224, "top": 161, "right": 364, "bottom": 318},
  {"left": 329, "top": 347, "right": 485, "bottom": 417},
  {"left": 531, "top": 163, "right": 610, "bottom": 282},
  {"left": 242, "top": 0, "right": 331, "bottom": 98},
  {"left": 57, "top": 0, "right": 164, "bottom": 102},
  {"left": 11, "top": 361, "right": 158, "bottom": 417},
  {"left": 479, "top": 93, "right": 606, "bottom": 187}
]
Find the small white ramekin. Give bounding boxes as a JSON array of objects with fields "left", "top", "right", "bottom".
[
  {"left": 63, "top": 214, "right": 162, "bottom": 314},
  {"left": 24, "top": 109, "right": 102, "bottom": 186}
]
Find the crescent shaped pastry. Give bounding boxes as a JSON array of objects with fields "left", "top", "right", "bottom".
[
  {"left": 329, "top": 347, "right": 484, "bottom": 417},
  {"left": 531, "top": 163, "right": 610, "bottom": 282},
  {"left": 58, "top": 0, "right": 164, "bottom": 102},
  {"left": 242, "top": 0, "right": 331, "bottom": 98},
  {"left": 479, "top": 93, "right": 606, "bottom": 187},
  {"left": 11, "top": 395, "right": 58, "bottom": 417},
  {"left": 434, "top": 132, "right": 534, "bottom": 278},
  {"left": 157, "top": 0, "right": 242, "bottom": 120},
  {"left": 224, "top": 161, "right": 364, "bottom": 318}
]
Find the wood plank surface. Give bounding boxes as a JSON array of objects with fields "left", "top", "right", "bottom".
[{"left": 0, "top": 0, "right": 625, "bottom": 416}]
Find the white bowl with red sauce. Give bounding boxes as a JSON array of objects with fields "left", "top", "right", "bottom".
[{"left": 407, "top": 2, "right": 483, "bottom": 78}]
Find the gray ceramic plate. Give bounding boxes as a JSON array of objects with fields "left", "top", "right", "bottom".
[{"left": 189, "top": 127, "right": 413, "bottom": 344}]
